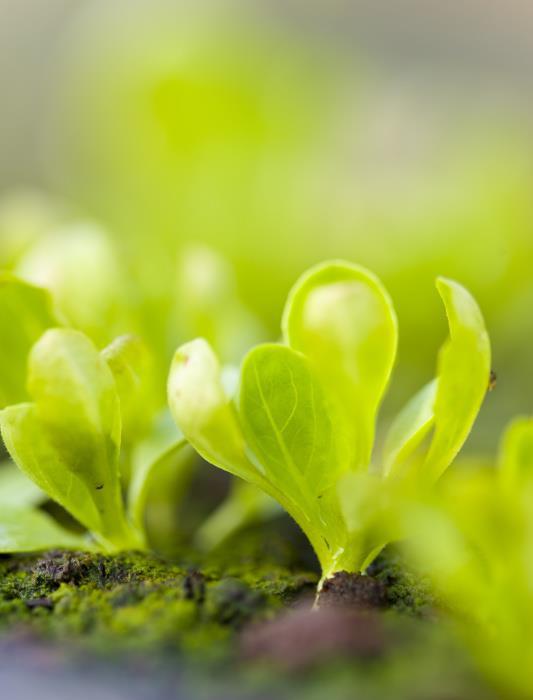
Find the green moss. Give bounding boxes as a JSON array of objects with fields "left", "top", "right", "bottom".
[
  {"left": 0, "top": 538, "right": 316, "bottom": 661},
  {"left": 0, "top": 531, "right": 486, "bottom": 699},
  {"left": 368, "top": 546, "right": 437, "bottom": 616},
  {"left": 0, "top": 529, "right": 435, "bottom": 671}
]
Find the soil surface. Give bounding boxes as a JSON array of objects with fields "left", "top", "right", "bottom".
[{"left": 0, "top": 522, "right": 493, "bottom": 700}]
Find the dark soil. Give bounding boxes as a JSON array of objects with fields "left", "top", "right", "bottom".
[{"left": 318, "top": 571, "right": 388, "bottom": 610}]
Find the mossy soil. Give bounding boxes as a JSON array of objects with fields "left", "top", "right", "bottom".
[{"left": 0, "top": 519, "right": 493, "bottom": 700}]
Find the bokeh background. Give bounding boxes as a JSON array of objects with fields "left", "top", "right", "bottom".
[{"left": 1, "top": 0, "right": 533, "bottom": 458}]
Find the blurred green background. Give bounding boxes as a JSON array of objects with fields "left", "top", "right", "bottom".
[{"left": 1, "top": 0, "right": 533, "bottom": 457}]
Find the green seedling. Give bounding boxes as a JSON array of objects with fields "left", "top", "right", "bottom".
[
  {"left": 168, "top": 260, "right": 491, "bottom": 584},
  {"left": 0, "top": 277, "right": 190, "bottom": 553},
  {"left": 0, "top": 240, "right": 272, "bottom": 554}
]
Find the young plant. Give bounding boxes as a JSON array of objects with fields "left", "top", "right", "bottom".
[
  {"left": 0, "top": 277, "right": 189, "bottom": 553},
  {"left": 0, "top": 246, "right": 272, "bottom": 555},
  {"left": 168, "top": 260, "right": 491, "bottom": 584}
]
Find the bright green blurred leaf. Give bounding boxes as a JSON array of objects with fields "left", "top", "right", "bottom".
[
  {"left": 17, "top": 223, "right": 128, "bottom": 345},
  {"left": 0, "top": 274, "right": 58, "bottom": 408},
  {"left": 499, "top": 417, "right": 533, "bottom": 488},
  {"left": 0, "top": 461, "right": 45, "bottom": 508},
  {"left": 175, "top": 245, "right": 265, "bottom": 364},
  {"left": 0, "top": 507, "right": 87, "bottom": 553}
]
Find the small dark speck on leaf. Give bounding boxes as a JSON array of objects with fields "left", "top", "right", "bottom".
[{"left": 96, "top": 484, "right": 104, "bottom": 490}]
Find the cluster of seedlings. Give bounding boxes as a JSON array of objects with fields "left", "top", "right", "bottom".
[{"left": 2, "top": 248, "right": 533, "bottom": 698}]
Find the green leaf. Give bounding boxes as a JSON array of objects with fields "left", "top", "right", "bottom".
[
  {"left": 168, "top": 339, "right": 338, "bottom": 570},
  {"left": 282, "top": 260, "right": 398, "bottom": 469},
  {"left": 384, "top": 278, "right": 490, "bottom": 482},
  {"left": 498, "top": 417, "right": 533, "bottom": 488},
  {"left": 0, "top": 273, "right": 58, "bottom": 408},
  {"left": 27, "top": 329, "right": 122, "bottom": 494},
  {"left": 167, "top": 338, "right": 256, "bottom": 482},
  {"left": 128, "top": 413, "right": 193, "bottom": 532},
  {"left": 129, "top": 440, "right": 193, "bottom": 534},
  {"left": 239, "top": 344, "right": 338, "bottom": 497},
  {"left": 0, "top": 507, "right": 87, "bottom": 553},
  {"left": 383, "top": 380, "right": 437, "bottom": 477},
  {"left": 424, "top": 278, "right": 491, "bottom": 481},
  {"left": 1, "top": 403, "right": 103, "bottom": 533},
  {"left": 239, "top": 344, "right": 344, "bottom": 569},
  {"left": 175, "top": 244, "right": 266, "bottom": 363},
  {"left": 0, "top": 461, "right": 46, "bottom": 508}
]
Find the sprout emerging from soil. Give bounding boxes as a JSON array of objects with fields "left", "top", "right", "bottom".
[{"left": 168, "top": 260, "right": 491, "bottom": 586}]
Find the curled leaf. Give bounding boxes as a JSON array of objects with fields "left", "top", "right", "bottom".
[
  {"left": 425, "top": 278, "right": 491, "bottom": 481},
  {"left": 283, "top": 260, "right": 397, "bottom": 469},
  {"left": 384, "top": 278, "right": 490, "bottom": 482}
]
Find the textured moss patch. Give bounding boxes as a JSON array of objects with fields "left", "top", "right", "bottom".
[
  {"left": 0, "top": 531, "right": 487, "bottom": 700},
  {"left": 0, "top": 534, "right": 439, "bottom": 660},
  {"left": 368, "top": 546, "right": 438, "bottom": 616},
  {"left": 0, "top": 545, "right": 316, "bottom": 658}
]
